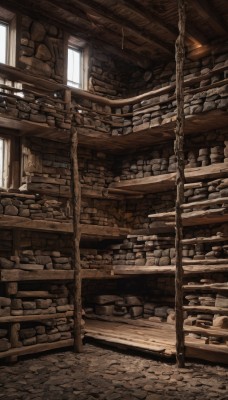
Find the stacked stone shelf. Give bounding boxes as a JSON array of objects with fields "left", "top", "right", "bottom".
[{"left": 109, "top": 163, "right": 228, "bottom": 194}]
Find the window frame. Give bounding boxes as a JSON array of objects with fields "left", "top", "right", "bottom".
[
  {"left": 0, "top": 20, "right": 9, "bottom": 65},
  {"left": 67, "top": 45, "right": 83, "bottom": 89},
  {"left": 0, "top": 6, "right": 17, "bottom": 67},
  {"left": 66, "top": 35, "right": 89, "bottom": 91},
  {"left": 0, "top": 133, "right": 21, "bottom": 190}
]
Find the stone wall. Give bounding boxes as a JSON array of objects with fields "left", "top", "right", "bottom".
[
  {"left": 127, "top": 52, "right": 228, "bottom": 95},
  {"left": 88, "top": 47, "right": 130, "bottom": 98},
  {"left": 113, "top": 130, "right": 228, "bottom": 181},
  {"left": 18, "top": 16, "right": 65, "bottom": 82}
]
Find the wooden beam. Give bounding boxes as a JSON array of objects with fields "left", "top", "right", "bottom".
[
  {"left": 191, "top": 0, "right": 228, "bottom": 36},
  {"left": 110, "top": 163, "right": 228, "bottom": 193},
  {"left": 118, "top": 0, "right": 207, "bottom": 45},
  {"left": 70, "top": 127, "right": 83, "bottom": 353},
  {"left": 0, "top": 339, "right": 73, "bottom": 360},
  {"left": 175, "top": 0, "right": 186, "bottom": 368},
  {"left": 1, "top": 0, "right": 150, "bottom": 69},
  {"left": 71, "top": 0, "right": 173, "bottom": 55},
  {"left": 0, "top": 311, "right": 74, "bottom": 323}
]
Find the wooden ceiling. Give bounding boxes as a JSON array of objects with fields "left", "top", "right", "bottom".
[{"left": 2, "top": 0, "right": 228, "bottom": 68}]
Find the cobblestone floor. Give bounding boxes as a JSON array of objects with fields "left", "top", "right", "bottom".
[{"left": 0, "top": 344, "right": 227, "bottom": 400}]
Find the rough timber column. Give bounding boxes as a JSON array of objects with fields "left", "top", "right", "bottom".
[
  {"left": 175, "top": 0, "right": 186, "bottom": 368},
  {"left": 70, "top": 127, "right": 83, "bottom": 352}
]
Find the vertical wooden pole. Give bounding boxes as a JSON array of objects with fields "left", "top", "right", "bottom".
[
  {"left": 70, "top": 127, "right": 83, "bottom": 353},
  {"left": 175, "top": 0, "right": 186, "bottom": 368}
]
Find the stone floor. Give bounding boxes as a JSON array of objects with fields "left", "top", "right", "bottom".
[{"left": 0, "top": 344, "right": 227, "bottom": 400}]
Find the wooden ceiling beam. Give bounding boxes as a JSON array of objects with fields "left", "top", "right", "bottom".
[
  {"left": 117, "top": 0, "right": 178, "bottom": 40},
  {"left": 1, "top": 0, "right": 151, "bottom": 68},
  {"left": 71, "top": 0, "right": 174, "bottom": 55},
  {"left": 116, "top": 0, "right": 208, "bottom": 46},
  {"left": 191, "top": 0, "right": 228, "bottom": 36}
]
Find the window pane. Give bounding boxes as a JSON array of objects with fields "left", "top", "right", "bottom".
[
  {"left": 0, "top": 138, "right": 3, "bottom": 187},
  {"left": 0, "top": 23, "right": 7, "bottom": 64},
  {"left": 67, "top": 47, "right": 81, "bottom": 88}
]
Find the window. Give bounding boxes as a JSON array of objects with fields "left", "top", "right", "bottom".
[
  {"left": 0, "top": 134, "right": 20, "bottom": 189},
  {"left": 0, "top": 136, "right": 9, "bottom": 188},
  {"left": 0, "top": 6, "right": 16, "bottom": 66},
  {"left": 0, "top": 21, "right": 8, "bottom": 64},
  {"left": 67, "top": 46, "right": 83, "bottom": 88},
  {"left": 67, "top": 36, "right": 89, "bottom": 90}
]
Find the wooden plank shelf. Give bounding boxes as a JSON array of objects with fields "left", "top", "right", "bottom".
[
  {"left": 184, "top": 325, "right": 228, "bottom": 338},
  {"left": 0, "top": 215, "right": 130, "bottom": 238},
  {"left": 185, "top": 342, "right": 228, "bottom": 364},
  {"left": 148, "top": 210, "right": 228, "bottom": 232},
  {"left": 183, "top": 306, "right": 228, "bottom": 315},
  {"left": 182, "top": 235, "right": 228, "bottom": 245},
  {"left": 110, "top": 163, "right": 228, "bottom": 193},
  {"left": 183, "top": 284, "right": 228, "bottom": 292},
  {"left": 84, "top": 318, "right": 228, "bottom": 364},
  {"left": 0, "top": 269, "right": 122, "bottom": 282},
  {"left": 0, "top": 339, "right": 73, "bottom": 360},
  {"left": 0, "top": 311, "right": 74, "bottom": 324},
  {"left": 78, "top": 110, "right": 228, "bottom": 151}
]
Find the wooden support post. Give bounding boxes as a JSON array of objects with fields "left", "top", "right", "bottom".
[
  {"left": 70, "top": 127, "right": 83, "bottom": 353},
  {"left": 6, "top": 230, "right": 20, "bottom": 363},
  {"left": 174, "top": 0, "right": 186, "bottom": 368}
]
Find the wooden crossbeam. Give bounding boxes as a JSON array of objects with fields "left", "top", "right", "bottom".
[
  {"left": 71, "top": 0, "right": 173, "bottom": 55},
  {"left": 191, "top": 0, "right": 228, "bottom": 36}
]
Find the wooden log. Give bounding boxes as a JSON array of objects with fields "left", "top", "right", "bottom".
[
  {"left": 16, "top": 291, "right": 58, "bottom": 298},
  {"left": 0, "top": 339, "right": 74, "bottom": 360},
  {"left": 0, "top": 311, "right": 74, "bottom": 323},
  {"left": 174, "top": 0, "right": 186, "bottom": 368},
  {"left": 70, "top": 127, "right": 83, "bottom": 353},
  {"left": 181, "top": 197, "right": 228, "bottom": 209},
  {"left": 185, "top": 341, "right": 228, "bottom": 365},
  {"left": 182, "top": 235, "right": 228, "bottom": 244},
  {"left": 149, "top": 207, "right": 227, "bottom": 220},
  {"left": 183, "top": 284, "right": 228, "bottom": 293},
  {"left": 0, "top": 269, "right": 74, "bottom": 281},
  {"left": 183, "top": 259, "right": 228, "bottom": 265}
]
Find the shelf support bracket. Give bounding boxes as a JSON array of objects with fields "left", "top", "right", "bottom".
[{"left": 175, "top": 0, "right": 186, "bottom": 368}]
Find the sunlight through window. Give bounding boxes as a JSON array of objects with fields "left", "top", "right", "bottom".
[
  {"left": 67, "top": 47, "right": 82, "bottom": 88},
  {"left": 0, "top": 22, "right": 8, "bottom": 64}
]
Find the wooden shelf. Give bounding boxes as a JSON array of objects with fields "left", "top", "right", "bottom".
[
  {"left": 0, "top": 215, "right": 72, "bottom": 233},
  {"left": 0, "top": 338, "right": 73, "bottom": 360},
  {"left": 110, "top": 163, "right": 228, "bottom": 193},
  {"left": 185, "top": 341, "right": 228, "bottom": 364},
  {"left": 183, "top": 284, "right": 228, "bottom": 293},
  {"left": 2, "top": 263, "right": 227, "bottom": 282},
  {"left": 183, "top": 305, "right": 228, "bottom": 315},
  {"left": 0, "top": 269, "right": 122, "bottom": 282},
  {"left": 0, "top": 215, "right": 130, "bottom": 238},
  {"left": 112, "top": 264, "right": 228, "bottom": 275},
  {"left": 0, "top": 311, "right": 73, "bottom": 324},
  {"left": 78, "top": 110, "right": 228, "bottom": 151},
  {"left": 182, "top": 235, "right": 228, "bottom": 245},
  {"left": 184, "top": 325, "right": 228, "bottom": 338},
  {"left": 148, "top": 210, "right": 228, "bottom": 232}
]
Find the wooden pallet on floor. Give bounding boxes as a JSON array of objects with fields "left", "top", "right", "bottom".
[{"left": 84, "top": 317, "right": 228, "bottom": 364}]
